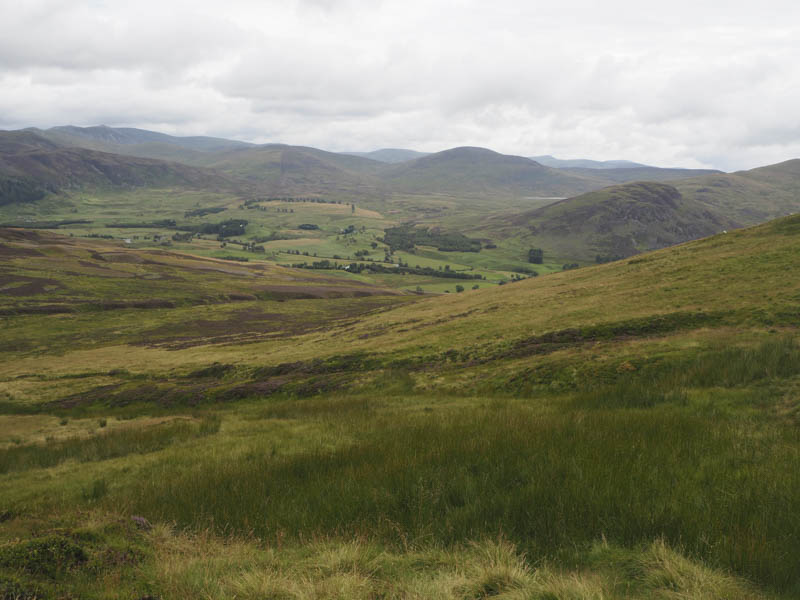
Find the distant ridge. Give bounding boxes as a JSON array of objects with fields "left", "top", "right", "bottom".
[
  {"left": 381, "top": 146, "right": 602, "bottom": 197},
  {"left": 531, "top": 155, "right": 651, "bottom": 169},
  {"left": 0, "top": 129, "right": 239, "bottom": 202},
  {"left": 3, "top": 125, "right": 797, "bottom": 214},
  {"left": 44, "top": 125, "right": 254, "bottom": 153},
  {"left": 343, "top": 148, "right": 431, "bottom": 163}
]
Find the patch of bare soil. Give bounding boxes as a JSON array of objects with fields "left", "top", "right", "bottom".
[
  {"left": 96, "top": 252, "right": 145, "bottom": 264},
  {"left": 0, "top": 228, "right": 50, "bottom": 243},
  {"left": 0, "top": 274, "right": 65, "bottom": 296},
  {"left": 130, "top": 308, "right": 298, "bottom": 350},
  {"left": 131, "top": 298, "right": 395, "bottom": 350}
]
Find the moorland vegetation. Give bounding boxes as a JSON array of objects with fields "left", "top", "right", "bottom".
[{"left": 2, "top": 125, "right": 800, "bottom": 598}]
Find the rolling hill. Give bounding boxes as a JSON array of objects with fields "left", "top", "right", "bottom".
[
  {"left": 496, "top": 181, "right": 739, "bottom": 262},
  {"left": 380, "top": 146, "right": 606, "bottom": 197},
  {"left": 11, "top": 126, "right": 732, "bottom": 203},
  {"left": 562, "top": 165, "right": 722, "bottom": 184},
  {"left": 196, "top": 144, "right": 387, "bottom": 199},
  {"left": 675, "top": 158, "right": 800, "bottom": 224},
  {"left": 34, "top": 125, "right": 255, "bottom": 165},
  {"left": 0, "top": 130, "right": 242, "bottom": 202},
  {"left": 4, "top": 125, "right": 800, "bottom": 272}
]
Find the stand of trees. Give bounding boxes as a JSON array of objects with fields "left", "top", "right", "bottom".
[
  {"left": 528, "top": 248, "right": 543, "bottom": 264},
  {"left": 0, "top": 176, "right": 50, "bottom": 206},
  {"left": 384, "top": 225, "right": 482, "bottom": 253},
  {"left": 288, "top": 260, "right": 485, "bottom": 280}
]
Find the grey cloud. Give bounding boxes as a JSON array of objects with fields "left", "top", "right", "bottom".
[
  {"left": 0, "top": 1, "right": 242, "bottom": 73},
  {"left": 0, "top": 0, "right": 799, "bottom": 170}
]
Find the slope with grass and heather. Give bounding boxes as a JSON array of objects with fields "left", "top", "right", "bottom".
[
  {"left": 675, "top": 158, "right": 800, "bottom": 224},
  {"left": 0, "top": 130, "right": 242, "bottom": 201},
  {"left": 380, "top": 146, "right": 607, "bottom": 197},
  {"left": 492, "top": 180, "right": 740, "bottom": 262},
  {"left": 198, "top": 144, "right": 387, "bottom": 199},
  {"left": 35, "top": 124, "right": 255, "bottom": 164},
  {"left": 2, "top": 214, "right": 800, "bottom": 597},
  {"left": 562, "top": 164, "right": 722, "bottom": 184}
]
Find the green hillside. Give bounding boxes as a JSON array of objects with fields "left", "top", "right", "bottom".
[
  {"left": 3, "top": 214, "right": 800, "bottom": 597},
  {"left": 199, "top": 144, "right": 386, "bottom": 198},
  {"left": 563, "top": 165, "right": 722, "bottom": 183},
  {"left": 495, "top": 181, "right": 739, "bottom": 262},
  {"left": 0, "top": 131, "right": 240, "bottom": 198},
  {"left": 37, "top": 125, "right": 255, "bottom": 165},
  {"left": 675, "top": 159, "right": 800, "bottom": 224},
  {"left": 381, "top": 146, "right": 605, "bottom": 197}
]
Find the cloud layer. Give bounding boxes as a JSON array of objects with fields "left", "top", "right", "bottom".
[{"left": 1, "top": 0, "right": 799, "bottom": 170}]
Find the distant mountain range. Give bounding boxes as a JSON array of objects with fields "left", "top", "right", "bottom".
[
  {"left": 3, "top": 124, "right": 800, "bottom": 264},
  {"left": 0, "top": 125, "right": 726, "bottom": 202}
]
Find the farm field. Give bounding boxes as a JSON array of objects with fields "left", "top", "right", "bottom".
[
  {"left": 0, "top": 185, "right": 574, "bottom": 294},
  {"left": 2, "top": 214, "right": 800, "bottom": 598}
]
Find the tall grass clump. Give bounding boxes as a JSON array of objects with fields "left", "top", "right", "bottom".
[
  {"left": 575, "top": 335, "right": 800, "bottom": 409},
  {"left": 123, "top": 406, "right": 800, "bottom": 592},
  {"left": 682, "top": 334, "right": 800, "bottom": 387},
  {"left": 0, "top": 416, "right": 221, "bottom": 474}
]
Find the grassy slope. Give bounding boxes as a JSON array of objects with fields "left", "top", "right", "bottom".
[
  {"left": 487, "top": 181, "right": 740, "bottom": 261},
  {"left": 562, "top": 165, "right": 721, "bottom": 183},
  {"left": 381, "top": 146, "right": 606, "bottom": 197},
  {"left": 0, "top": 131, "right": 241, "bottom": 198},
  {"left": 675, "top": 159, "right": 800, "bottom": 225},
  {"left": 3, "top": 216, "right": 800, "bottom": 597},
  {"left": 474, "top": 160, "right": 800, "bottom": 264}
]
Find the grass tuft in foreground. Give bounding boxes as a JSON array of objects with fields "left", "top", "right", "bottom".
[{"left": 121, "top": 403, "right": 800, "bottom": 592}]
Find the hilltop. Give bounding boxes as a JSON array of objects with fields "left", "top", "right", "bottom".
[
  {"left": 31, "top": 125, "right": 255, "bottom": 165},
  {"left": 381, "top": 146, "right": 604, "bottom": 197},
  {"left": 196, "top": 144, "right": 387, "bottom": 199}
]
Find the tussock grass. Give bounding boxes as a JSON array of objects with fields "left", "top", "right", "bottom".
[
  {"left": 145, "top": 531, "right": 771, "bottom": 599},
  {"left": 0, "top": 415, "right": 220, "bottom": 474},
  {"left": 122, "top": 405, "right": 800, "bottom": 591},
  {"left": 575, "top": 335, "right": 800, "bottom": 409}
]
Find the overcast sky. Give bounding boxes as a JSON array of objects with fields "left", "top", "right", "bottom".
[{"left": 1, "top": 0, "right": 799, "bottom": 170}]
